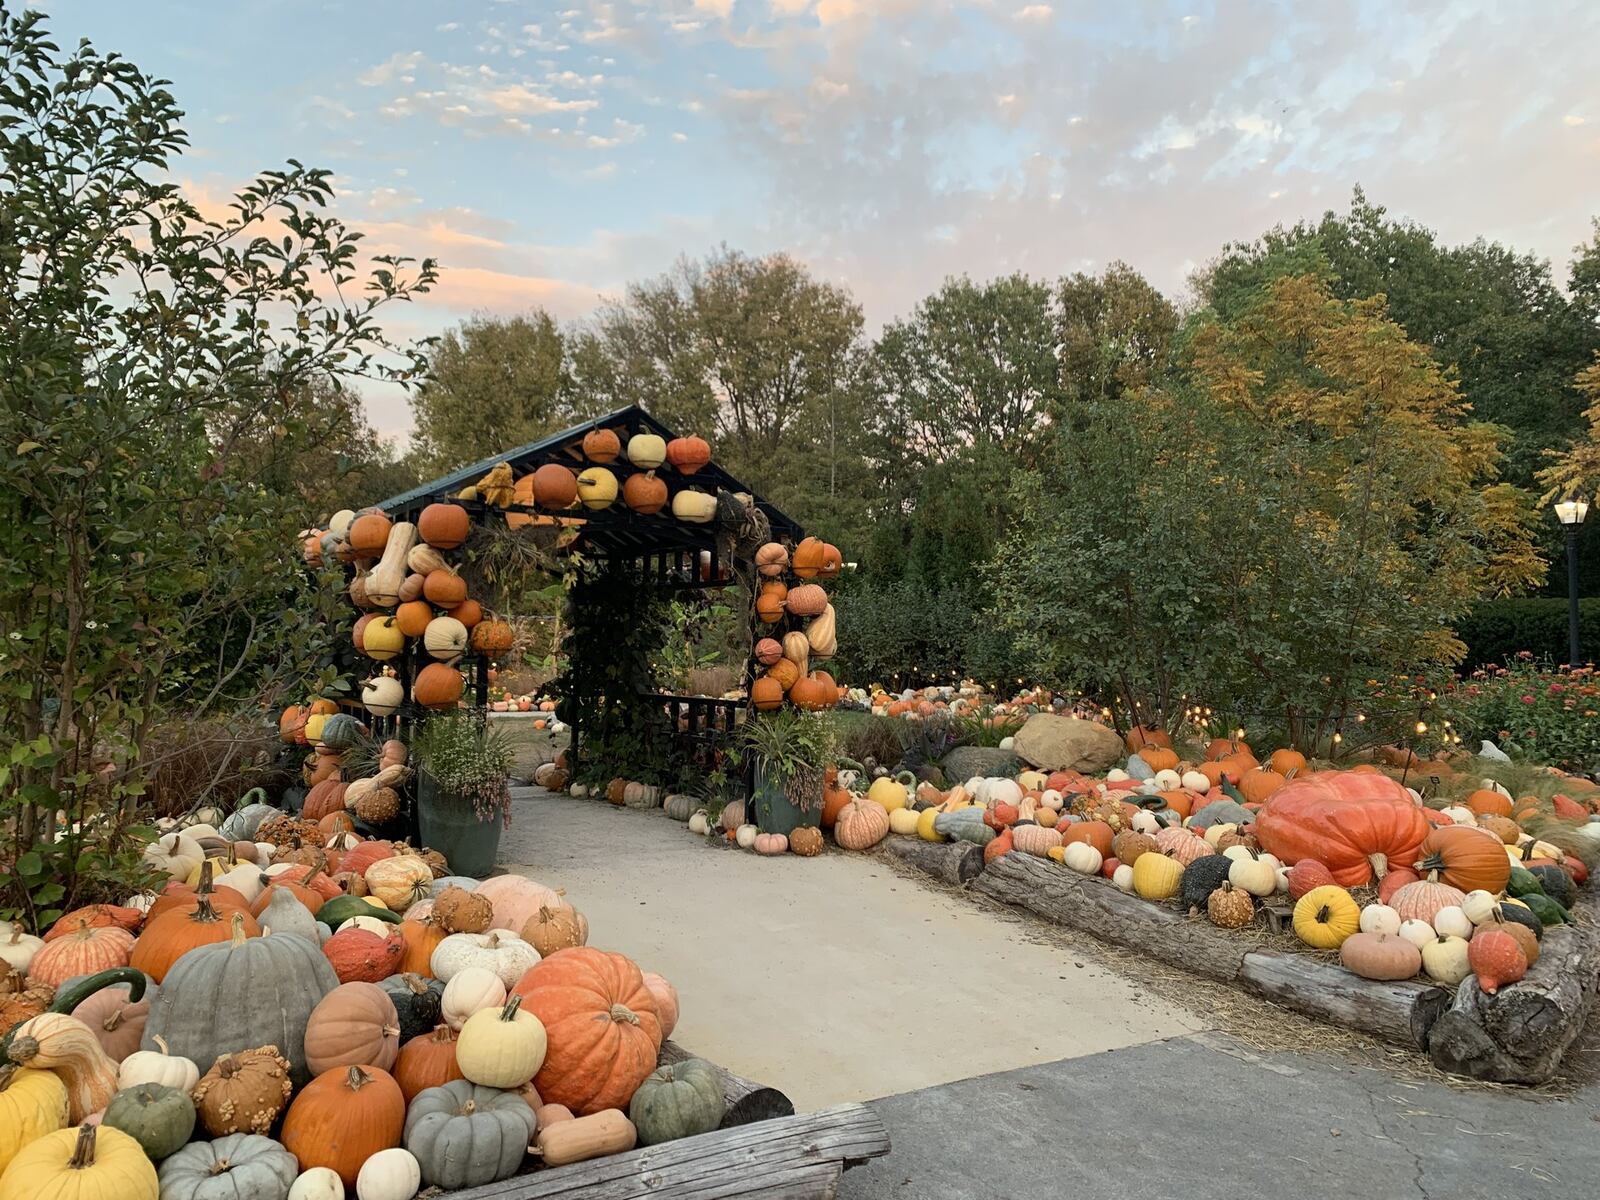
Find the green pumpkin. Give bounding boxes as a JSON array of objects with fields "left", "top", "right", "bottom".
[
  {"left": 1496, "top": 902, "right": 1543, "bottom": 940},
  {"left": 1180, "top": 855, "right": 1235, "bottom": 911},
  {"left": 378, "top": 973, "right": 445, "bottom": 1043},
  {"left": 1518, "top": 892, "right": 1569, "bottom": 928},
  {"left": 403, "top": 1079, "right": 537, "bottom": 1190},
  {"left": 157, "top": 1133, "right": 298, "bottom": 1199},
  {"left": 103, "top": 1082, "right": 195, "bottom": 1160},
  {"left": 143, "top": 916, "right": 339, "bottom": 1087},
  {"left": 1526, "top": 865, "right": 1576, "bottom": 909},
  {"left": 628, "top": 1057, "right": 727, "bottom": 1146},
  {"left": 1505, "top": 864, "right": 1543, "bottom": 899},
  {"left": 317, "top": 713, "right": 363, "bottom": 752},
  {"left": 316, "top": 895, "right": 401, "bottom": 931}
]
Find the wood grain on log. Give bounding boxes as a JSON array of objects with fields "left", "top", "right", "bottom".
[
  {"left": 444, "top": 1102, "right": 889, "bottom": 1200},
  {"left": 1237, "top": 950, "right": 1446, "bottom": 1050},
  {"left": 881, "top": 835, "right": 984, "bottom": 884}
]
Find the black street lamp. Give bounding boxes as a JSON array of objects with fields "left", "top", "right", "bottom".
[{"left": 1555, "top": 494, "right": 1589, "bottom": 667}]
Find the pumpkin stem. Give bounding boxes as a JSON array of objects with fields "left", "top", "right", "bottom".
[
  {"left": 608, "top": 1003, "right": 640, "bottom": 1026},
  {"left": 499, "top": 995, "right": 523, "bottom": 1022},
  {"left": 153, "top": 1034, "right": 170, "bottom": 1056},
  {"left": 0, "top": 1064, "right": 15, "bottom": 1092},
  {"left": 217, "top": 1054, "right": 240, "bottom": 1079},
  {"left": 228, "top": 911, "right": 249, "bottom": 947},
  {"left": 67, "top": 1123, "right": 98, "bottom": 1170},
  {"left": 209, "top": 1159, "right": 234, "bottom": 1176},
  {"left": 7, "top": 1034, "right": 39, "bottom": 1065},
  {"left": 346, "top": 1065, "right": 372, "bottom": 1091},
  {"left": 1316, "top": 905, "right": 1331, "bottom": 923}
]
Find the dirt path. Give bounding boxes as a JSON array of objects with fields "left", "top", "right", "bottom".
[{"left": 498, "top": 788, "right": 1203, "bottom": 1110}]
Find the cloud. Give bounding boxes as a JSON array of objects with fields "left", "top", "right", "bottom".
[{"left": 1014, "top": 5, "right": 1052, "bottom": 21}]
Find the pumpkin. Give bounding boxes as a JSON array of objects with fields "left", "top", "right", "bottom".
[
  {"left": 42, "top": 908, "right": 141, "bottom": 945},
  {"left": 1063, "top": 820, "right": 1115, "bottom": 857},
  {"left": 430, "top": 931, "right": 540, "bottom": 988},
  {"left": 281, "top": 1065, "right": 405, "bottom": 1189},
  {"left": 832, "top": 797, "right": 889, "bottom": 850},
  {"left": 670, "top": 489, "right": 716, "bottom": 522},
  {"left": 468, "top": 876, "right": 556, "bottom": 933},
  {"left": 1291, "top": 886, "right": 1360, "bottom": 950},
  {"left": 0, "top": 1124, "right": 157, "bottom": 1200},
  {"left": 1179, "top": 855, "right": 1235, "bottom": 911},
  {"left": 789, "top": 825, "right": 824, "bottom": 856},
  {"left": 754, "top": 543, "right": 788, "bottom": 577},
  {"left": 805, "top": 606, "right": 837, "bottom": 660},
  {"left": 323, "top": 929, "right": 405, "bottom": 985},
  {"left": 375, "top": 974, "right": 443, "bottom": 1044},
  {"left": 440, "top": 969, "right": 506, "bottom": 1031},
  {"left": 576, "top": 466, "right": 618, "bottom": 510},
  {"left": 4, "top": 1014, "right": 120, "bottom": 1124},
  {"left": 581, "top": 427, "right": 621, "bottom": 462},
  {"left": 27, "top": 927, "right": 135, "bottom": 990},
  {"left": 157, "top": 1133, "right": 298, "bottom": 1200},
  {"left": 101, "top": 1082, "right": 194, "bottom": 1160},
  {"left": 117, "top": 1034, "right": 197, "bottom": 1092},
  {"left": 512, "top": 948, "right": 661, "bottom": 1116},
  {"left": 303, "top": 982, "right": 399, "bottom": 1078},
  {"left": 640, "top": 972, "right": 678, "bottom": 1040},
  {"left": 1412, "top": 826, "right": 1511, "bottom": 895},
  {"left": 428, "top": 888, "right": 490, "bottom": 939},
  {"left": 1011, "top": 824, "right": 1061, "bottom": 857},
  {"left": 393, "top": 1026, "right": 463, "bottom": 1104},
  {"left": 1253, "top": 771, "right": 1430, "bottom": 886},
  {"left": 626, "top": 1056, "right": 725, "bottom": 1147},
  {"left": 1390, "top": 875, "right": 1467, "bottom": 926},
  {"left": 784, "top": 583, "right": 828, "bottom": 618},
  {"left": 456, "top": 995, "right": 547, "bottom": 1089},
  {"left": 364, "top": 857, "right": 433, "bottom": 912},
  {"left": 402, "top": 1078, "right": 536, "bottom": 1191},
  {"left": 417, "top": 502, "right": 471, "bottom": 550},
  {"left": 0, "top": 928, "right": 44, "bottom": 976},
  {"left": 665, "top": 435, "right": 711, "bottom": 473},
  {"left": 412, "top": 663, "right": 464, "bottom": 710},
  {"left": 423, "top": 616, "right": 469, "bottom": 665},
  {"left": 1340, "top": 932, "right": 1422, "bottom": 981},
  {"left": 68, "top": 983, "right": 149, "bottom": 1064},
  {"left": 1152, "top": 826, "right": 1211, "bottom": 866},
  {"left": 1206, "top": 882, "right": 1254, "bottom": 929},
  {"left": 1359, "top": 904, "right": 1402, "bottom": 935},
  {"left": 1420, "top": 935, "right": 1472, "bottom": 985},
  {"left": 1378, "top": 866, "right": 1421, "bottom": 906},
  {"left": 521, "top": 903, "right": 589, "bottom": 958},
  {"left": 1227, "top": 855, "right": 1278, "bottom": 897},
  {"left": 143, "top": 832, "right": 205, "bottom": 882},
  {"left": 190, "top": 1046, "right": 292, "bottom": 1138},
  {"left": 1465, "top": 788, "right": 1513, "bottom": 819},
  {"left": 1283, "top": 858, "right": 1335, "bottom": 901},
  {"left": 1467, "top": 929, "right": 1528, "bottom": 995},
  {"left": 1131, "top": 851, "right": 1183, "bottom": 900},
  {"left": 1398, "top": 918, "right": 1436, "bottom": 949},
  {"left": 0, "top": 1066, "right": 69, "bottom": 1175}
]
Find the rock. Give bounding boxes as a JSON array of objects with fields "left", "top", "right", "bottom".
[
  {"left": 940, "top": 746, "right": 1023, "bottom": 782},
  {"left": 1010, "top": 714, "right": 1123, "bottom": 774},
  {"left": 1188, "top": 800, "right": 1254, "bottom": 829}
]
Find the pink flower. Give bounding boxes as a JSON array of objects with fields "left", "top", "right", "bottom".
[
  {"left": 1549, "top": 683, "right": 1566, "bottom": 695},
  {"left": 1521, "top": 694, "right": 1536, "bottom": 705}
]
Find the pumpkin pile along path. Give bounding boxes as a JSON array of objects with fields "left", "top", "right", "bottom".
[{"left": 500, "top": 785, "right": 1203, "bottom": 1109}]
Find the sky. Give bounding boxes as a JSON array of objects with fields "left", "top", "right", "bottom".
[{"left": 32, "top": 0, "right": 1600, "bottom": 439}]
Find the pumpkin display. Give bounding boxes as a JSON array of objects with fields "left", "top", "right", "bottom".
[
  {"left": 456, "top": 995, "right": 547, "bottom": 1089},
  {"left": 1340, "top": 932, "right": 1422, "bottom": 981},
  {"left": 1206, "top": 882, "right": 1254, "bottom": 929},
  {"left": 627, "top": 1056, "right": 725, "bottom": 1146},
  {"left": 665, "top": 435, "right": 711, "bottom": 474},
  {"left": 1253, "top": 771, "right": 1430, "bottom": 887},
  {"left": 0, "top": 1065, "right": 69, "bottom": 1175},
  {"left": 521, "top": 902, "right": 589, "bottom": 958},
  {"left": 190, "top": 1046, "right": 293, "bottom": 1138},
  {"left": 0, "top": 1124, "right": 157, "bottom": 1200},
  {"left": 102, "top": 1082, "right": 194, "bottom": 1160},
  {"left": 413, "top": 663, "right": 464, "bottom": 710},
  {"left": 403, "top": 1078, "right": 537, "bottom": 1190},
  {"left": 1291, "top": 885, "right": 1360, "bottom": 950},
  {"left": 281, "top": 1065, "right": 405, "bottom": 1190},
  {"left": 393, "top": 1025, "right": 464, "bottom": 1104},
  {"left": 1412, "top": 826, "right": 1511, "bottom": 895},
  {"left": 303, "top": 983, "right": 400, "bottom": 1076},
  {"left": 417, "top": 502, "right": 470, "bottom": 550},
  {"left": 27, "top": 926, "right": 135, "bottom": 990},
  {"left": 512, "top": 948, "right": 661, "bottom": 1116}
]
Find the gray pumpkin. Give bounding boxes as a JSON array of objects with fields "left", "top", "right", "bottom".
[
  {"left": 102, "top": 1081, "right": 195, "bottom": 1159},
  {"left": 142, "top": 919, "right": 339, "bottom": 1087},
  {"left": 258, "top": 887, "right": 320, "bottom": 943},
  {"left": 403, "top": 1079, "right": 537, "bottom": 1190},
  {"left": 628, "top": 1057, "right": 726, "bottom": 1145},
  {"left": 429, "top": 875, "right": 479, "bottom": 897},
  {"left": 158, "top": 1133, "right": 299, "bottom": 1200},
  {"left": 219, "top": 802, "right": 279, "bottom": 842},
  {"left": 663, "top": 794, "right": 696, "bottom": 822}
]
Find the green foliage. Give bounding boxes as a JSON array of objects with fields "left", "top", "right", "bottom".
[
  {"left": 0, "top": 10, "right": 433, "bottom": 917},
  {"left": 1442, "top": 659, "right": 1600, "bottom": 775},
  {"left": 1454, "top": 598, "right": 1600, "bottom": 671},
  {"left": 832, "top": 712, "right": 904, "bottom": 771},
  {"left": 831, "top": 578, "right": 1023, "bottom": 688},
  {"left": 410, "top": 710, "right": 515, "bottom": 822},
  {"left": 654, "top": 595, "right": 741, "bottom": 692},
  {"left": 730, "top": 709, "right": 836, "bottom": 812}
]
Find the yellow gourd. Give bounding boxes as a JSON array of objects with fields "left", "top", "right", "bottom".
[
  {"left": 0, "top": 1123, "right": 157, "bottom": 1200},
  {"left": 0, "top": 1066, "right": 69, "bottom": 1174},
  {"left": 1131, "top": 851, "right": 1183, "bottom": 900},
  {"left": 866, "top": 777, "right": 908, "bottom": 813},
  {"left": 1292, "top": 885, "right": 1361, "bottom": 949},
  {"left": 4, "top": 1015, "right": 119, "bottom": 1124},
  {"left": 915, "top": 808, "right": 943, "bottom": 842}
]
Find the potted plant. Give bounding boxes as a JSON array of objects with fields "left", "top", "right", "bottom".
[
  {"left": 411, "top": 710, "right": 515, "bottom": 877},
  {"left": 733, "top": 710, "right": 835, "bottom": 835}
]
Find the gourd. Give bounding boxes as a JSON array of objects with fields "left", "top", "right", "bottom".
[
  {"left": 364, "top": 857, "right": 433, "bottom": 913},
  {"left": 441, "top": 969, "right": 506, "bottom": 1031},
  {"left": 402, "top": 1079, "right": 537, "bottom": 1190},
  {"left": 316, "top": 896, "right": 399, "bottom": 933},
  {"left": 101, "top": 1082, "right": 195, "bottom": 1160},
  {"left": 1179, "top": 856, "right": 1235, "bottom": 911},
  {"left": 1359, "top": 904, "right": 1401, "bottom": 935},
  {"left": 191, "top": 1046, "right": 293, "bottom": 1137},
  {"left": 156, "top": 1134, "right": 299, "bottom": 1200},
  {"left": 687, "top": 812, "right": 710, "bottom": 835},
  {"left": 0, "top": 1124, "right": 157, "bottom": 1200},
  {"left": 1253, "top": 772, "right": 1430, "bottom": 886},
  {"left": 456, "top": 995, "right": 548, "bottom": 1089},
  {"left": 4, "top": 1013, "right": 120, "bottom": 1124},
  {"left": 628, "top": 1056, "right": 725, "bottom": 1146},
  {"left": 735, "top": 824, "right": 759, "bottom": 850},
  {"left": 219, "top": 803, "right": 278, "bottom": 843},
  {"left": 932, "top": 808, "right": 994, "bottom": 846},
  {"left": 1284, "top": 858, "right": 1336, "bottom": 900},
  {"left": 520, "top": 902, "right": 589, "bottom": 958},
  {"left": 1468, "top": 929, "right": 1528, "bottom": 995},
  {"left": 0, "top": 1065, "right": 69, "bottom": 1174},
  {"left": 1420, "top": 935, "right": 1472, "bottom": 985},
  {"left": 1291, "top": 886, "right": 1360, "bottom": 950},
  {"left": 323, "top": 929, "right": 405, "bottom": 985},
  {"left": 281, "top": 1066, "right": 405, "bottom": 1189},
  {"left": 512, "top": 948, "right": 662, "bottom": 1116},
  {"left": 1206, "top": 882, "right": 1254, "bottom": 929},
  {"left": 117, "top": 1035, "right": 198, "bottom": 1092},
  {"left": 287, "top": 1168, "right": 345, "bottom": 1200},
  {"left": 1112, "top": 864, "right": 1135, "bottom": 891},
  {"left": 1526, "top": 864, "right": 1576, "bottom": 909},
  {"left": 143, "top": 913, "right": 339, "bottom": 1087},
  {"left": 393, "top": 1025, "right": 464, "bottom": 1103},
  {"left": 532, "top": 1108, "right": 637, "bottom": 1167},
  {"left": 304, "top": 983, "right": 400, "bottom": 1075},
  {"left": 1131, "top": 852, "right": 1183, "bottom": 900},
  {"left": 1062, "top": 842, "right": 1102, "bottom": 874},
  {"left": 1340, "top": 932, "right": 1422, "bottom": 981},
  {"left": 354, "top": 1148, "right": 420, "bottom": 1200},
  {"left": 377, "top": 974, "right": 444, "bottom": 1044},
  {"left": 430, "top": 931, "right": 540, "bottom": 988},
  {"left": 670, "top": 490, "right": 715, "bottom": 522},
  {"left": 364, "top": 522, "right": 418, "bottom": 608}
]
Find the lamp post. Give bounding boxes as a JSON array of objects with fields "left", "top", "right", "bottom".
[{"left": 1555, "top": 494, "right": 1589, "bottom": 668}]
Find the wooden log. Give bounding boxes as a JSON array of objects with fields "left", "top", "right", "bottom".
[
  {"left": 656, "top": 1039, "right": 793, "bottom": 1119},
  {"left": 881, "top": 835, "right": 984, "bottom": 885},
  {"left": 1237, "top": 950, "right": 1446, "bottom": 1050},
  {"left": 972, "top": 851, "right": 1251, "bottom": 982},
  {"left": 444, "top": 1102, "right": 889, "bottom": 1200},
  {"left": 1427, "top": 923, "right": 1600, "bottom": 1083}
]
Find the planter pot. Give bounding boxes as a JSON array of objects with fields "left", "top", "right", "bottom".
[
  {"left": 753, "top": 765, "right": 822, "bottom": 836},
  {"left": 417, "top": 773, "right": 505, "bottom": 878}
]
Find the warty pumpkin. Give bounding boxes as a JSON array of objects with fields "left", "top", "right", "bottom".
[
  {"left": 190, "top": 1045, "right": 292, "bottom": 1137},
  {"left": 281, "top": 1065, "right": 405, "bottom": 1190},
  {"left": 0, "top": 1123, "right": 157, "bottom": 1200},
  {"left": 521, "top": 902, "right": 589, "bottom": 958},
  {"left": 323, "top": 928, "right": 405, "bottom": 984}
]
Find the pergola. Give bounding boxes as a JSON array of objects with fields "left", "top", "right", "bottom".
[{"left": 375, "top": 405, "right": 805, "bottom": 780}]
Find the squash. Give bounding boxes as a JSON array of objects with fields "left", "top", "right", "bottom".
[
  {"left": 190, "top": 1046, "right": 292, "bottom": 1138},
  {"left": 286, "top": 1167, "right": 345, "bottom": 1200},
  {"left": 456, "top": 995, "right": 547, "bottom": 1089},
  {"left": 101, "top": 1082, "right": 194, "bottom": 1160},
  {"left": 628, "top": 1056, "right": 725, "bottom": 1146},
  {"left": 532, "top": 1108, "right": 636, "bottom": 1167},
  {"left": 430, "top": 931, "right": 540, "bottom": 988},
  {"left": 1253, "top": 771, "right": 1430, "bottom": 886},
  {"left": 364, "top": 522, "right": 418, "bottom": 608},
  {"left": 0, "top": 1124, "right": 157, "bottom": 1200},
  {"left": 4, "top": 1014, "right": 119, "bottom": 1124},
  {"left": 354, "top": 1148, "right": 421, "bottom": 1200},
  {"left": 1132, "top": 852, "right": 1183, "bottom": 900},
  {"left": 281, "top": 1065, "right": 405, "bottom": 1189},
  {"left": 640, "top": 972, "right": 678, "bottom": 1041},
  {"left": 304, "top": 983, "right": 399, "bottom": 1076},
  {"left": 394, "top": 1025, "right": 464, "bottom": 1103},
  {"left": 116, "top": 1035, "right": 198, "bottom": 1093},
  {"left": 1468, "top": 928, "right": 1527, "bottom": 995},
  {"left": 27, "top": 927, "right": 135, "bottom": 990},
  {"left": 441, "top": 969, "right": 506, "bottom": 1031},
  {"left": 323, "top": 929, "right": 405, "bottom": 985},
  {"left": 1358, "top": 904, "right": 1401, "bottom": 935},
  {"left": 1390, "top": 875, "right": 1466, "bottom": 926},
  {"left": 1205, "top": 882, "right": 1254, "bottom": 928},
  {"left": 402, "top": 1078, "right": 536, "bottom": 1190},
  {"left": 68, "top": 983, "right": 150, "bottom": 1064},
  {"left": 0, "top": 1066, "right": 69, "bottom": 1175},
  {"left": 1340, "top": 932, "right": 1422, "bottom": 981},
  {"left": 473, "top": 876, "right": 563, "bottom": 933},
  {"left": 1420, "top": 935, "right": 1472, "bottom": 985},
  {"left": 1227, "top": 855, "right": 1277, "bottom": 897},
  {"left": 156, "top": 1133, "right": 298, "bottom": 1200},
  {"left": 1412, "top": 826, "right": 1510, "bottom": 895},
  {"left": 0, "top": 927, "right": 44, "bottom": 975},
  {"left": 1179, "top": 856, "right": 1235, "bottom": 911},
  {"left": 377, "top": 973, "right": 444, "bottom": 1044},
  {"left": 1291, "top": 886, "right": 1360, "bottom": 950},
  {"left": 932, "top": 808, "right": 994, "bottom": 846}
]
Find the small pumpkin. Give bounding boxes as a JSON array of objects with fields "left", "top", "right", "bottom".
[
  {"left": 281, "top": 1065, "right": 405, "bottom": 1190},
  {"left": 191, "top": 1046, "right": 293, "bottom": 1137},
  {"left": 628, "top": 1056, "right": 726, "bottom": 1146},
  {"left": 1340, "top": 932, "right": 1422, "bottom": 981},
  {"left": 1131, "top": 851, "right": 1183, "bottom": 900},
  {"left": 1291, "top": 885, "right": 1360, "bottom": 950},
  {"left": 303, "top": 982, "right": 400, "bottom": 1076},
  {"left": 402, "top": 1078, "right": 536, "bottom": 1190},
  {"left": 455, "top": 995, "right": 548, "bottom": 1090},
  {"left": 1206, "top": 882, "right": 1254, "bottom": 929},
  {"left": 521, "top": 902, "right": 589, "bottom": 958},
  {"left": 101, "top": 1082, "right": 194, "bottom": 1160},
  {"left": 393, "top": 1025, "right": 464, "bottom": 1103},
  {"left": 116, "top": 1035, "right": 198, "bottom": 1093}
]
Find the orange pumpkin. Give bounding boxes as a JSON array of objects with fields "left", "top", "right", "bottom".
[
  {"left": 393, "top": 1024, "right": 464, "bottom": 1103},
  {"left": 1138, "top": 747, "right": 1179, "bottom": 773},
  {"left": 130, "top": 891, "right": 260, "bottom": 983},
  {"left": 1205, "top": 737, "right": 1251, "bottom": 761},
  {"left": 512, "top": 948, "right": 663, "bottom": 1115},
  {"left": 1268, "top": 748, "right": 1307, "bottom": 776},
  {"left": 1061, "top": 820, "right": 1114, "bottom": 858},
  {"left": 27, "top": 923, "right": 135, "bottom": 987},
  {"left": 395, "top": 600, "right": 433, "bottom": 638},
  {"left": 303, "top": 778, "right": 349, "bottom": 822},
  {"left": 450, "top": 598, "right": 484, "bottom": 629},
  {"left": 1124, "top": 725, "right": 1172, "bottom": 753},
  {"left": 1253, "top": 770, "right": 1430, "bottom": 887},
  {"left": 1413, "top": 825, "right": 1511, "bottom": 894},
  {"left": 1465, "top": 789, "right": 1513, "bottom": 819},
  {"left": 397, "top": 917, "right": 446, "bottom": 976},
  {"left": 1239, "top": 767, "right": 1286, "bottom": 805},
  {"left": 43, "top": 905, "right": 143, "bottom": 942},
  {"left": 281, "top": 1064, "right": 405, "bottom": 1189}
]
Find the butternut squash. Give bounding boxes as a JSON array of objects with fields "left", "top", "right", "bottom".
[
  {"left": 533, "top": 1103, "right": 573, "bottom": 1131},
  {"left": 365, "top": 522, "right": 419, "bottom": 608},
  {"left": 532, "top": 1108, "right": 635, "bottom": 1166}
]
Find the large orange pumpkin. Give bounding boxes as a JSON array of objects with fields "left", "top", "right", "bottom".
[
  {"left": 1413, "top": 825, "right": 1511, "bottom": 894},
  {"left": 281, "top": 1065, "right": 405, "bottom": 1189},
  {"left": 512, "top": 947, "right": 663, "bottom": 1115},
  {"left": 130, "top": 894, "right": 260, "bottom": 983},
  {"left": 1124, "top": 725, "right": 1171, "bottom": 753},
  {"left": 27, "top": 923, "right": 135, "bottom": 987},
  {"left": 1253, "top": 771, "right": 1430, "bottom": 887}
]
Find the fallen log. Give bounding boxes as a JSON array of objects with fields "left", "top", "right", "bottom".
[
  {"left": 444, "top": 1102, "right": 890, "bottom": 1200},
  {"left": 656, "top": 1039, "right": 795, "bottom": 1125},
  {"left": 881, "top": 835, "right": 984, "bottom": 885},
  {"left": 1238, "top": 949, "right": 1446, "bottom": 1051}
]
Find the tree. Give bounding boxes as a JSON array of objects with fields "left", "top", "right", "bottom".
[
  {"left": 1055, "top": 263, "right": 1181, "bottom": 411},
  {"left": 409, "top": 311, "right": 569, "bottom": 476},
  {"left": 1572, "top": 219, "right": 1600, "bottom": 330},
  {"left": 0, "top": 10, "right": 433, "bottom": 921}
]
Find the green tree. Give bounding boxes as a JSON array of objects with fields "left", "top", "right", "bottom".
[
  {"left": 0, "top": 10, "right": 433, "bottom": 921},
  {"left": 1055, "top": 263, "right": 1180, "bottom": 410},
  {"left": 409, "top": 311, "right": 569, "bottom": 476}
]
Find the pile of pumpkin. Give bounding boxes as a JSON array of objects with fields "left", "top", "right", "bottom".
[
  {"left": 496, "top": 426, "right": 722, "bottom": 524},
  {"left": 0, "top": 815, "right": 717, "bottom": 1199},
  {"left": 751, "top": 537, "right": 842, "bottom": 714},
  {"left": 301, "top": 500, "right": 516, "bottom": 716}
]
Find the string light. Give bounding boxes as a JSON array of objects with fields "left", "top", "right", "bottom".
[
  {"left": 1415, "top": 721, "right": 1428, "bottom": 735},
  {"left": 1332, "top": 732, "right": 1343, "bottom": 744}
]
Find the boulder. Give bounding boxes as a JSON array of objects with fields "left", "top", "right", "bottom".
[
  {"left": 1011, "top": 714, "right": 1123, "bottom": 774},
  {"left": 940, "top": 746, "right": 1023, "bottom": 782}
]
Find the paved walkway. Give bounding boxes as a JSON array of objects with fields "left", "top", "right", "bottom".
[{"left": 499, "top": 788, "right": 1201, "bottom": 1111}]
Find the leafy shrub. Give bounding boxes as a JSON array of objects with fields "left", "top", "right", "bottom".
[
  {"left": 1441, "top": 657, "right": 1600, "bottom": 774},
  {"left": 1454, "top": 599, "right": 1600, "bottom": 671}
]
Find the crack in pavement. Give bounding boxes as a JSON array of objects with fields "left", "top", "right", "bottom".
[{"left": 1361, "top": 1083, "right": 1429, "bottom": 1199}]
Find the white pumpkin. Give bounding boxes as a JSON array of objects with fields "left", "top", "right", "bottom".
[
  {"left": 570, "top": 783, "right": 590, "bottom": 798},
  {"left": 1359, "top": 904, "right": 1401, "bottom": 935},
  {"left": 1105, "top": 769, "right": 1130, "bottom": 784},
  {"left": 1129, "top": 810, "right": 1160, "bottom": 835},
  {"left": 1203, "top": 823, "right": 1238, "bottom": 848},
  {"left": 1180, "top": 770, "right": 1211, "bottom": 793},
  {"left": 1431, "top": 905, "right": 1473, "bottom": 940},
  {"left": 123, "top": 893, "right": 158, "bottom": 917},
  {"left": 142, "top": 831, "right": 203, "bottom": 880},
  {"left": 214, "top": 864, "right": 266, "bottom": 904},
  {"left": 362, "top": 675, "right": 404, "bottom": 717},
  {"left": 1421, "top": 934, "right": 1471, "bottom": 985},
  {"left": 1397, "top": 918, "right": 1436, "bottom": 949},
  {"left": 977, "top": 778, "right": 1023, "bottom": 808},
  {"left": 1439, "top": 806, "right": 1476, "bottom": 827},
  {"left": 888, "top": 807, "right": 920, "bottom": 835},
  {"left": 441, "top": 967, "right": 507, "bottom": 1031},
  {"left": 1112, "top": 864, "right": 1135, "bottom": 892},
  {"left": 735, "top": 824, "right": 758, "bottom": 850},
  {"left": 1274, "top": 867, "right": 1291, "bottom": 894},
  {"left": 423, "top": 616, "right": 469, "bottom": 664},
  {"left": 1256, "top": 853, "right": 1282, "bottom": 872},
  {"left": 288, "top": 1167, "right": 346, "bottom": 1200},
  {"left": 1152, "top": 769, "right": 1182, "bottom": 792},
  {"left": 0, "top": 925, "right": 44, "bottom": 973},
  {"left": 118, "top": 1035, "right": 199, "bottom": 1092},
  {"left": 431, "top": 931, "right": 541, "bottom": 987},
  {"left": 998, "top": 736, "right": 1016, "bottom": 751},
  {"left": 1461, "top": 890, "right": 1500, "bottom": 926},
  {"left": 356, "top": 1147, "right": 421, "bottom": 1200},
  {"left": 337, "top": 915, "right": 395, "bottom": 937},
  {"left": 1039, "top": 789, "right": 1064, "bottom": 812},
  {"left": 1227, "top": 857, "right": 1277, "bottom": 897},
  {"left": 1221, "top": 844, "right": 1255, "bottom": 863},
  {"left": 1062, "top": 843, "right": 1102, "bottom": 875},
  {"left": 687, "top": 812, "right": 709, "bottom": 835}
]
